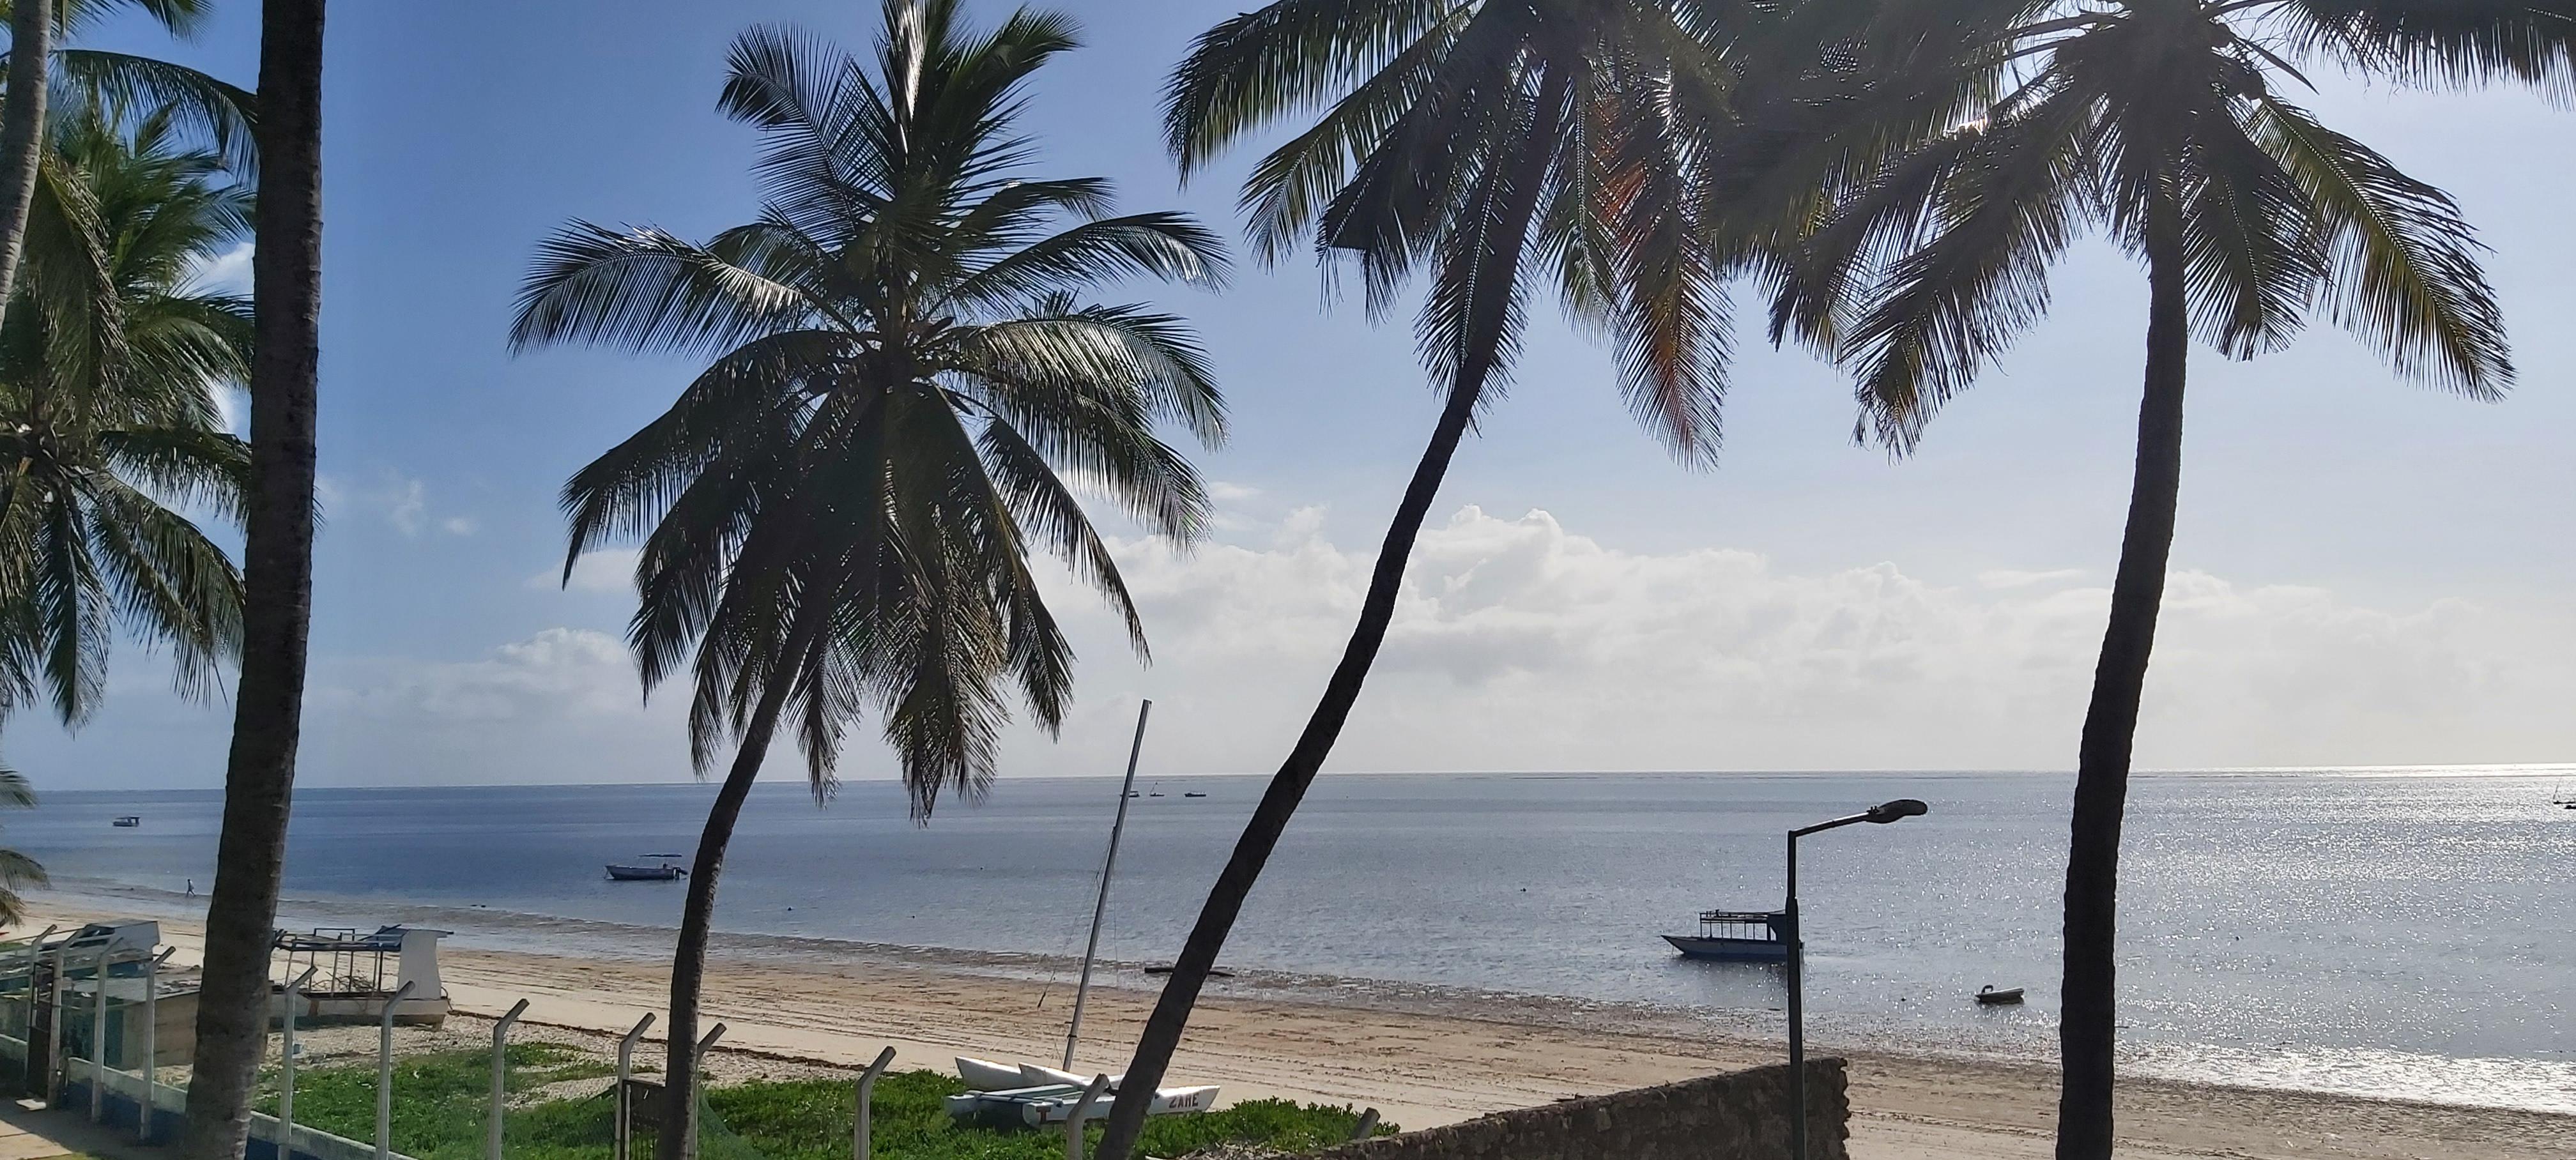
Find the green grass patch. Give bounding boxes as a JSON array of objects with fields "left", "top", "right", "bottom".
[{"left": 263, "top": 1046, "right": 1391, "bottom": 1160}]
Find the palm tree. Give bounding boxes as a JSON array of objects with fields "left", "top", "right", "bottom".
[
  {"left": 1091, "top": 1, "right": 1839, "bottom": 1153},
  {"left": 181, "top": 1, "right": 321, "bottom": 1158},
  {"left": 1772, "top": 3, "right": 2573, "bottom": 1156},
  {"left": 510, "top": 6, "right": 1226, "bottom": 1155},
  {"left": 0, "top": 103, "right": 252, "bottom": 724},
  {"left": 0, "top": 0, "right": 257, "bottom": 344},
  {"left": 0, "top": 762, "right": 42, "bottom": 924}
]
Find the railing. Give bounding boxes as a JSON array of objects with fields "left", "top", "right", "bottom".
[{"left": 0, "top": 929, "right": 918, "bottom": 1160}]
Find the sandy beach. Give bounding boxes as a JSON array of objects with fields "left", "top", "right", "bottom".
[{"left": 34, "top": 892, "right": 2569, "bottom": 1160}]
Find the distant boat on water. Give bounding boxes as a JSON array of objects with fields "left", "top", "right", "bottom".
[
  {"left": 111, "top": 815, "right": 140, "bottom": 828},
  {"left": 1183, "top": 792, "right": 1207, "bottom": 798},
  {"left": 1975, "top": 985, "right": 2025, "bottom": 1005},
  {"left": 606, "top": 854, "right": 688, "bottom": 881}
]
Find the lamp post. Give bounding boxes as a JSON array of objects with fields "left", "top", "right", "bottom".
[{"left": 1785, "top": 798, "right": 1926, "bottom": 1160}]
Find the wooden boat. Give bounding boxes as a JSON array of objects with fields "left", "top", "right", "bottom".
[
  {"left": 111, "top": 816, "right": 140, "bottom": 827},
  {"left": 1663, "top": 910, "right": 1791, "bottom": 962},
  {"left": 605, "top": 854, "right": 688, "bottom": 881},
  {"left": 1183, "top": 792, "right": 1207, "bottom": 798},
  {"left": 1975, "top": 985, "right": 2025, "bottom": 1005}
]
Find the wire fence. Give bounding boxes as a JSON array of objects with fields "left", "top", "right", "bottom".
[{"left": 0, "top": 929, "right": 926, "bottom": 1160}]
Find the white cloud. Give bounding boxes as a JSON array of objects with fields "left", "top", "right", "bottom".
[
  {"left": 42, "top": 505, "right": 2573, "bottom": 790},
  {"left": 289, "top": 629, "right": 690, "bottom": 786},
  {"left": 1002, "top": 505, "right": 2576, "bottom": 777},
  {"left": 1208, "top": 481, "right": 1262, "bottom": 502},
  {"left": 211, "top": 386, "right": 246, "bottom": 436},
  {"left": 189, "top": 241, "right": 253, "bottom": 296},
  {"left": 1979, "top": 567, "right": 2086, "bottom": 590},
  {"left": 319, "top": 471, "right": 473, "bottom": 538},
  {"left": 530, "top": 548, "right": 640, "bottom": 594},
  {"left": 315, "top": 629, "right": 640, "bottom": 723}
]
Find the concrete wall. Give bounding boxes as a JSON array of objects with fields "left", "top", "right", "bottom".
[{"left": 1310, "top": 1059, "right": 1850, "bottom": 1160}]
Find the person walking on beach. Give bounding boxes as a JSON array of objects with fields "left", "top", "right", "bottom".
[{"left": 185, "top": 880, "right": 194, "bottom": 898}]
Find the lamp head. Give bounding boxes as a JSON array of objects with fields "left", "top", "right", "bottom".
[{"left": 1864, "top": 798, "right": 1929, "bottom": 823}]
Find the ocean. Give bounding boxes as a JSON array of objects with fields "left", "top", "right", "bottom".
[{"left": 22, "top": 768, "right": 2575, "bottom": 1113}]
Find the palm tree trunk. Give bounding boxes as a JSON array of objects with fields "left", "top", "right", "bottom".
[
  {"left": 1092, "top": 372, "right": 1481, "bottom": 1160},
  {"left": 1096, "top": 63, "right": 1564, "bottom": 1160},
  {"left": 652, "top": 662, "right": 801, "bottom": 1160},
  {"left": 180, "top": 4, "right": 324, "bottom": 1159},
  {"left": 0, "top": 0, "right": 49, "bottom": 337},
  {"left": 2055, "top": 192, "right": 2189, "bottom": 1160}
]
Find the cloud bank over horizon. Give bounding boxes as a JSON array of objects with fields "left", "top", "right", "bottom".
[{"left": 27, "top": 501, "right": 2573, "bottom": 791}]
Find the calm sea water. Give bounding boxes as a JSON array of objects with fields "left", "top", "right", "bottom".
[{"left": 20, "top": 769, "right": 2576, "bottom": 1112}]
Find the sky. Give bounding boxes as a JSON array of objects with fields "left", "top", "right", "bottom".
[{"left": 20, "top": 1, "right": 2576, "bottom": 791}]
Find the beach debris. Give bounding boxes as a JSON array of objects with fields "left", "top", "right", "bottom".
[{"left": 1144, "top": 965, "right": 1234, "bottom": 978}]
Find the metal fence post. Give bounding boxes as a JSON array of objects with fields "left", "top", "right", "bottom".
[
  {"left": 374, "top": 980, "right": 417, "bottom": 1160},
  {"left": 44, "top": 944, "right": 66, "bottom": 1104},
  {"left": 681, "top": 1024, "right": 725, "bottom": 1160},
  {"left": 489, "top": 998, "right": 532, "bottom": 1160},
  {"left": 280, "top": 966, "right": 316, "bottom": 1156},
  {"left": 1350, "top": 1108, "right": 1380, "bottom": 1141},
  {"left": 851, "top": 1046, "right": 894, "bottom": 1160},
  {"left": 88, "top": 948, "right": 113, "bottom": 1123},
  {"left": 15, "top": 926, "right": 54, "bottom": 1060},
  {"left": 139, "top": 950, "right": 168, "bottom": 1143},
  {"left": 1064, "top": 1074, "right": 1111, "bottom": 1160},
  {"left": 613, "top": 1014, "right": 655, "bottom": 1160}
]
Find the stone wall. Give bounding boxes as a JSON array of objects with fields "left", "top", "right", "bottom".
[{"left": 1310, "top": 1058, "right": 1848, "bottom": 1160}]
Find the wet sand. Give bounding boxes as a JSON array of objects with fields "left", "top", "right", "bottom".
[{"left": 34, "top": 892, "right": 2570, "bottom": 1160}]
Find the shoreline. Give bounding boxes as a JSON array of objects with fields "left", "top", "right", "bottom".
[{"left": 28, "top": 885, "right": 2574, "bottom": 1160}]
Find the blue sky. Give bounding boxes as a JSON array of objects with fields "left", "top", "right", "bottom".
[{"left": 26, "top": 1, "right": 2576, "bottom": 790}]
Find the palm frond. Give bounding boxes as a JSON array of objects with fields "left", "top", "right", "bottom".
[
  {"left": 956, "top": 302, "right": 1227, "bottom": 445},
  {"left": 940, "top": 212, "right": 1229, "bottom": 311},
  {"left": 2250, "top": 96, "right": 2511, "bottom": 396},
  {"left": 2272, "top": 0, "right": 2576, "bottom": 96},
  {"left": 509, "top": 222, "right": 819, "bottom": 359},
  {"left": 1163, "top": 0, "right": 1466, "bottom": 177},
  {"left": 83, "top": 477, "right": 242, "bottom": 701},
  {"left": 1841, "top": 82, "right": 2096, "bottom": 452},
  {"left": 50, "top": 49, "right": 256, "bottom": 174}
]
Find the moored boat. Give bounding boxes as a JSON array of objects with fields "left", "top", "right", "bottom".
[
  {"left": 1662, "top": 910, "right": 1791, "bottom": 961},
  {"left": 606, "top": 854, "right": 688, "bottom": 881},
  {"left": 1975, "top": 985, "right": 2025, "bottom": 1005}
]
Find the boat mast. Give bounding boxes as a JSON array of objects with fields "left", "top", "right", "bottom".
[{"left": 1064, "top": 699, "right": 1152, "bottom": 1071}]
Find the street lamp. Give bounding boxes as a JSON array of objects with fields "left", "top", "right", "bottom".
[{"left": 1785, "top": 798, "right": 1927, "bottom": 1160}]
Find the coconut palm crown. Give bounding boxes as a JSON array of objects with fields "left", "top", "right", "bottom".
[
  {"left": 511, "top": 5, "right": 1227, "bottom": 1156},
  {"left": 0, "top": 102, "right": 251, "bottom": 725},
  {"left": 1770, "top": 3, "right": 2575, "bottom": 1157}
]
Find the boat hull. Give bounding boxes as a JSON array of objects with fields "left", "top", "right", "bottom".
[
  {"left": 1662, "top": 934, "right": 1790, "bottom": 962},
  {"left": 605, "top": 865, "right": 685, "bottom": 881}
]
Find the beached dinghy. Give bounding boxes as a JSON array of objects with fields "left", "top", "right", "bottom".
[
  {"left": 1975, "top": 985, "right": 2025, "bottom": 1005},
  {"left": 948, "top": 1058, "right": 1218, "bottom": 1128},
  {"left": 943, "top": 1081, "right": 1220, "bottom": 1129},
  {"left": 955, "top": 1057, "right": 1029, "bottom": 1091}
]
